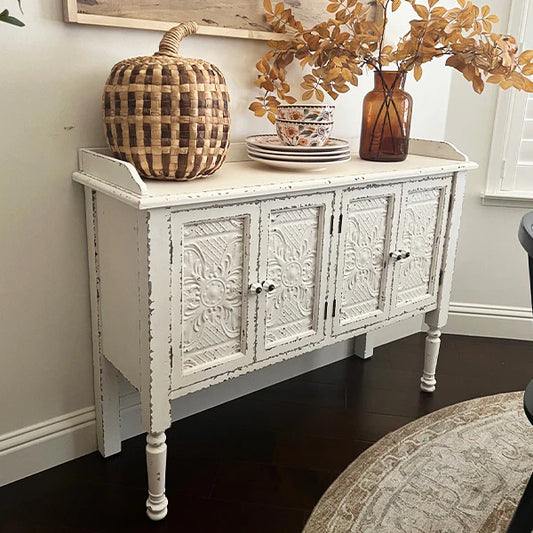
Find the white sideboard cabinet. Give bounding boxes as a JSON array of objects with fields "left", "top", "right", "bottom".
[{"left": 73, "top": 140, "right": 477, "bottom": 520}]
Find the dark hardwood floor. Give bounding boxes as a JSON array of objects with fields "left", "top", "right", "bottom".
[{"left": 1, "top": 333, "right": 531, "bottom": 533}]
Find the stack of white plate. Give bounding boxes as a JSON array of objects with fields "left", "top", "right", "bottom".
[{"left": 245, "top": 135, "right": 351, "bottom": 171}]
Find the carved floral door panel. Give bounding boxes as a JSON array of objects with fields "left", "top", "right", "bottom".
[
  {"left": 390, "top": 177, "right": 451, "bottom": 315},
  {"left": 170, "top": 203, "right": 259, "bottom": 388},
  {"left": 256, "top": 193, "right": 333, "bottom": 359},
  {"left": 332, "top": 184, "right": 402, "bottom": 337}
]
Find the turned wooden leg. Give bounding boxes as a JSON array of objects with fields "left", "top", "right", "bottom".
[
  {"left": 421, "top": 327, "right": 441, "bottom": 393},
  {"left": 146, "top": 432, "right": 168, "bottom": 521},
  {"left": 354, "top": 333, "right": 374, "bottom": 359}
]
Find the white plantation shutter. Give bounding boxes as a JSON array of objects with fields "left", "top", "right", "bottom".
[
  {"left": 500, "top": 93, "right": 533, "bottom": 193},
  {"left": 513, "top": 96, "right": 533, "bottom": 190},
  {"left": 485, "top": 0, "right": 533, "bottom": 203}
]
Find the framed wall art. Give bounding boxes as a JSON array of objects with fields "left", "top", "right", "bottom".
[{"left": 63, "top": 0, "right": 377, "bottom": 40}]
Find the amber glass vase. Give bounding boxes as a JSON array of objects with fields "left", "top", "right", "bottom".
[{"left": 359, "top": 71, "right": 413, "bottom": 162}]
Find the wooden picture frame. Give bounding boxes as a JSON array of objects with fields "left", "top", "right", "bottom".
[{"left": 63, "top": 0, "right": 376, "bottom": 41}]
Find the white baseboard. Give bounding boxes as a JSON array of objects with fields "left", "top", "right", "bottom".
[
  {"left": 0, "top": 339, "right": 360, "bottom": 487},
  {"left": 1, "top": 303, "right": 530, "bottom": 487},
  {"left": 447, "top": 302, "right": 533, "bottom": 340},
  {"left": 0, "top": 315, "right": 421, "bottom": 486},
  {"left": 0, "top": 407, "right": 97, "bottom": 487}
]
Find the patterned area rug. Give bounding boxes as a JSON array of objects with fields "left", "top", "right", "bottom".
[{"left": 304, "top": 392, "right": 533, "bottom": 533}]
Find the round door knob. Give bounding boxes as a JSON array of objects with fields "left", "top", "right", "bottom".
[
  {"left": 262, "top": 280, "right": 276, "bottom": 292},
  {"left": 249, "top": 283, "right": 263, "bottom": 295},
  {"left": 390, "top": 250, "right": 411, "bottom": 261}
]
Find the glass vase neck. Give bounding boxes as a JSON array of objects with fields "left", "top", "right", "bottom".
[{"left": 374, "top": 70, "right": 406, "bottom": 91}]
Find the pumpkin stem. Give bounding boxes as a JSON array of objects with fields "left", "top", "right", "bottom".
[{"left": 156, "top": 22, "right": 198, "bottom": 57}]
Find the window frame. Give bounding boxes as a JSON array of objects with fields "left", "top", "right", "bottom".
[{"left": 483, "top": 0, "right": 533, "bottom": 207}]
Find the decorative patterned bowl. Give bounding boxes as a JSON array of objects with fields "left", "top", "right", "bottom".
[
  {"left": 276, "top": 119, "right": 333, "bottom": 147},
  {"left": 277, "top": 105, "right": 334, "bottom": 123}
]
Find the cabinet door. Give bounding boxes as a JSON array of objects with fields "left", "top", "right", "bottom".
[
  {"left": 332, "top": 184, "right": 402, "bottom": 337},
  {"left": 256, "top": 193, "right": 333, "bottom": 359},
  {"left": 171, "top": 204, "right": 259, "bottom": 388},
  {"left": 390, "top": 177, "right": 451, "bottom": 315}
]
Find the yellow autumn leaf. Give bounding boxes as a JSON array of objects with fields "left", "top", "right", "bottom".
[
  {"left": 431, "top": 7, "right": 446, "bottom": 16},
  {"left": 473, "top": 76, "right": 485, "bottom": 94},
  {"left": 482, "top": 20, "right": 491, "bottom": 32},
  {"left": 486, "top": 75, "right": 504, "bottom": 84},
  {"left": 519, "top": 50, "right": 533, "bottom": 64},
  {"left": 414, "top": 4, "right": 429, "bottom": 19},
  {"left": 463, "top": 64, "right": 476, "bottom": 81},
  {"left": 256, "top": 60, "right": 268, "bottom": 74}
]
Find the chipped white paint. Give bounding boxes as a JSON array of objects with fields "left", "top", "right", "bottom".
[
  {"left": 257, "top": 193, "right": 333, "bottom": 359},
  {"left": 74, "top": 140, "right": 476, "bottom": 520},
  {"left": 408, "top": 138, "right": 470, "bottom": 161},
  {"left": 426, "top": 171, "right": 468, "bottom": 329},
  {"left": 422, "top": 170, "right": 469, "bottom": 392},
  {"left": 84, "top": 189, "right": 121, "bottom": 457},
  {"left": 79, "top": 148, "right": 147, "bottom": 195},
  {"left": 96, "top": 193, "right": 143, "bottom": 389},
  {"left": 171, "top": 203, "right": 259, "bottom": 389},
  {"left": 390, "top": 176, "right": 451, "bottom": 316},
  {"left": 72, "top": 141, "right": 477, "bottom": 211},
  {"left": 421, "top": 327, "right": 441, "bottom": 393},
  {"left": 145, "top": 432, "right": 168, "bottom": 521},
  {"left": 332, "top": 183, "right": 401, "bottom": 337}
]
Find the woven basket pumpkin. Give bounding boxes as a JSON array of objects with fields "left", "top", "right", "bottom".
[{"left": 103, "top": 22, "right": 230, "bottom": 181}]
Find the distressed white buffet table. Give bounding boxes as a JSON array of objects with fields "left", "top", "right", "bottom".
[{"left": 73, "top": 139, "right": 477, "bottom": 520}]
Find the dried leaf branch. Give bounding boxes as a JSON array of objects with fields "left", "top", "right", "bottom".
[{"left": 250, "top": 0, "right": 533, "bottom": 122}]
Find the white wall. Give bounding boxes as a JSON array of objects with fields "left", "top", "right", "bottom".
[
  {"left": 0, "top": 0, "right": 451, "bottom": 484},
  {"left": 443, "top": 0, "right": 533, "bottom": 340}
]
